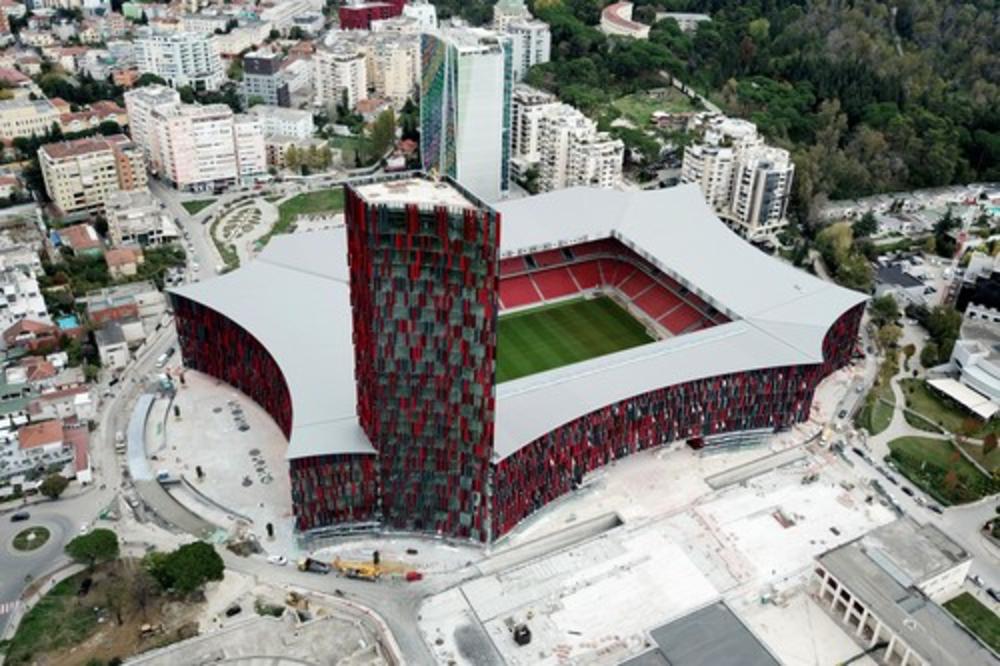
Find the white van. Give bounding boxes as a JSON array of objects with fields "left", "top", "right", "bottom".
[{"left": 155, "top": 353, "right": 169, "bottom": 369}]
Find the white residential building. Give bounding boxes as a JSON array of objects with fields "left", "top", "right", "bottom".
[
  {"left": 729, "top": 145, "right": 794, "bottom": 238},
  {"left": 0, "top": 98, "right": 61, "bottom": 141},
  {"left": 493, "top": 0, "right": 550, "bottom": 81},
  {"left": 401, "top": 0, "right": 436, "bottom": 28},
  {"left": 512, "top": 84, "right": 623, "bottom": 193},
  {"left": 420, "top": 28, "right": 512, "bottom": 202},
  {"left": 232, "top": 115, "right": 267, "bottom": 180},
  {"left": 327, "top": 29, "right": 420, "bottom": 107},
  {"left": 126, "top": 87, "right": 266, "bottom": 190},
  {"left": 135, "top": 29, "right": 225, "bottom": 92},
  {"left": 260, "top": 0, "right": 315, "bottom": 34},
  {"left": 124, "top": 85, "right": 182, "bottom": 168},
  {"left": 0, "top": 267, "right": 49, "bottom": 334},
  {"left": 314, "top": 42, "right": 368, "bottom": 111},
  {"left": 681, "top": 114, "right": 794, "bottom": 240},
  {"left": 246, "top": 105, "right": 314, "bottom": 139}
]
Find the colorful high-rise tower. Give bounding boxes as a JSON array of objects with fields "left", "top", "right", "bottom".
[{"left": 345, "top": 177, "right": 500, "bottom": 541}]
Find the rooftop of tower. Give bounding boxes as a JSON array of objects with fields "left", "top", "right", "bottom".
[{"left": 352, "top": 176, "right": 487, "bottom": 210}]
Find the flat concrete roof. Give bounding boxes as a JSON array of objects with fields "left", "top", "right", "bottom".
[
  {"left": 818, "top": 520, "right": 991, "bottom": 666},
  {"left": 644, "top": 601, "right": 780, "bottom": 666},
  {"left": 171, "top": 183, "right": 865, "bottom": 462},
  {"left": 353, "top": 177, "right": 479, "bottom": 210}
]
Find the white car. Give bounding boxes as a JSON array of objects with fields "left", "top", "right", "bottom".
[
  {"left": 79, "top": 523, "right": 89, "bottom": 534},
  {"left": 267, "top": 554, "right": 287, "bottom": 566}
]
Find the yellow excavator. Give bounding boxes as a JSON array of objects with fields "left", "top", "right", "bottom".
[{"left": 330, "top": 550, "right": 419, "bottom": 582}]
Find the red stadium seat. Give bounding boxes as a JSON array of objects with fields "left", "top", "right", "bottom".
[
  {"left": 634, "top": 286, "right": 682, "bottom": 319},
  {"left": 500, "top": 257, "right": 526, "bottom": 276},
  {"left": 569, "top": 261, "right": 602, "bottom": 289},
  {"left": 499, "top": 275, "right": 543, "bottom": 309},
  {"left": 619, "top": 271, "right": 654, "bottom": 298},
  {"left": 660, "top": 305, "right": 703, "bottom": 334},
  {"left": 531, "top": 249, "right": 567, "bottom": 267},
  {"left": 532, "top": 268, "right": 578, "bottom": 299}
]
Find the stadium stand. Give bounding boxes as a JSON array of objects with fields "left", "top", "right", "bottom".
[{"left": 497, "top": 237, "right": 729, "bottom": 338}]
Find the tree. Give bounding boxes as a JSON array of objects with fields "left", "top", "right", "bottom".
[
  {"left": 877, "top": 323, "right": 902, "bottom": 350},
  {"left": 852, "top": 211, "right": 878, "bottom": 239},
  {"left": 146, "top": 541, "right": 223, "bottom": 594},
  {"left": 984, "top": 433, "right": 998, "bottom": 457},
  {"left": 65, "top": 528, "right": 119, "bottom": 567},
  {"left": 870, "top": 295, "right": 900, "bottom": 327},
  {"left": 368, "top": 108, "right": 396, "bottom": 163},
  {"left": 39, "top": 473, "right": 69, "bottom": 499},
  {"left": 135, "top": 73, "right": 167, "bottom": 88},
  {"left": 920, "top": 342, "right": 940, "bottom": 368}
]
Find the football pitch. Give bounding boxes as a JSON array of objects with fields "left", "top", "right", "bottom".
[{"left": 496, "top": 296, "right": 654, "bottom": 383}]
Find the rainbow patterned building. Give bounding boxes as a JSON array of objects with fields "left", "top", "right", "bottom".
[{"left": 170, "top": 175, "right": 865, "bottom": 543}]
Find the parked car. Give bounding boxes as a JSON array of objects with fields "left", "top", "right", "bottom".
[
  {"left": 838, "top": 410, "right": 848, "bottom": 419},
  {"left": 901, "top": 486, "right": 914, "bottom": 497},
  {"left": 267, "top": 554, "right": 287, "bottom": 566},
  {"left": 988, "top": 588, "right": 1000, "bottom": 603},
  {"left": 851, "top": 447, "right": 865, "bottom": 457},
  {"left": 971, "top": 575, "right": 985, "bottom": 588},
  {"left": 10, "top": 511, "right": 29, "bottom": 522},
  {"left": 927, "top": 504, "right": 944, "bottom": 514}
]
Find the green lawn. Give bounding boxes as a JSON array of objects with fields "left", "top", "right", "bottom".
[
  {"left": 855, "top": 355, "right": 898, "bottom": 435},
  {"left": 956, "top": 439, "right": 1000, "bottom": 475},
  {"left": 4, "top": 573, "right": 97, "bottom": 665},
  {"left": 610, "top": 89, "right": 699, "bottom": 128},
  {"left": 181, "top": 199, "right": 214, "bottom": 215},
  {"left": 264, "top": 188, "right": 345, "bottom": 244},
  {"left": 496, "top": 296, "right": 654, "bottom": 383},
  {"left": 944, "top": 592, "right": 1000, "bottom": 652},
  {"left": 900, "top": 378, "right": 1000, "bottom": 436},
  {"left": 887, "top": 436, "right": 1000, "bottom": 505}
]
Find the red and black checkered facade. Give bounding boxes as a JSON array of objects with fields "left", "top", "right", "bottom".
[
  {"left": 171, "top": 181, "right": 864, "bottom": 544},
  {"left": 491, "top": 303, "right": 864, "bottom": 535},
  {"left": 345, "top": 184, "right": 499, "bottom": 541}
]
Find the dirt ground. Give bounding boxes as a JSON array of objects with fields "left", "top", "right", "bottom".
[{"left": 9, "top": 559, "right": 202, "bottom": 666}]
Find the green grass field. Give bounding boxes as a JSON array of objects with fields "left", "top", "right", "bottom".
[
  {"left": 496, "top": 296, "right": 653, "bottom": 383},
  {"left": 944, "top": 592, "right": 1000, "bottom": 652},
  {"left": 886, "top": 436, "right": 999, "bottom": 505}
]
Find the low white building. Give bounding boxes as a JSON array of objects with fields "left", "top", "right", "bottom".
[
  {"left": 813, "top": 518, "right": 986, "bottom": 666},
  {"left": 246, "top": 105, "right": 314, "bottom": 139},
  {"left": 0, "top": 268, "right": 49, "bottom": 335}
]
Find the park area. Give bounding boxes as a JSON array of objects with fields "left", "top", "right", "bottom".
[
  {"left": 944, "top": 593, "right": 1000, "bottom": 652},
  {"left": 886, "top": 436, "right": 999, "bottom": 505},
  {"left": 854, "top": 356, "right": 897, "bottom": 435},
  {"left": 263, "top": 189, "right": 345, "bottom": 245},
  {"left": 496, "top": 296, "right": 653, "bottom": 383},
  {"left": 609, "top": 88, "right": 700, "bottom": 128},
  {"left": 900, "top": 378, "right": 1000, "bottom": 437},
  {"left": 181, "top": 200, "right": 214, "bottom": 216}
]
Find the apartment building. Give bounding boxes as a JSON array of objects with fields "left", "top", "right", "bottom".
[
  {"left": 123, "top": 84, "right": 181, "bottom": 169},
  {"left": 38, "top": 135, "right": 147, "bottom": 216},
  {"left": 493, "top": 0, "right": 550, "bottom": 81},
  {"left": 0, "top": 98, "right": 60, "bottom": 141},
  {"left": 105, "top": 189, "right": 178, "bottom": 247},
  {"left": 233, "top": 115, "right": 267, "bottom": 180},
  {"left": 420, "top": 27, "right": 513, "bottom": 202},
  {"left": 327, "top": 29, "right": 419, "bottom": 108},
  {"left": 729, "top": 145, "right": 794, "bottom": 238},
  {"left": 246, "top": 105, "right": 314, "bottom": 139},
  {"left": 241, "top": 49, "right": 290, "bottom": 108},
  {"left": 125, "top": 87, "right": 264, "bottom": 190},
  {"left": 511, "top": 84, "right": 623, "bottom": 192},
  {"left": 314, "top": 42, "right": 368, "bottom": 111},
  {"left": 135, "top": 29, "right": 225, "bottom": 92},
  {"left": 681, "top": 114, "right": 794, "bottom": 240}
]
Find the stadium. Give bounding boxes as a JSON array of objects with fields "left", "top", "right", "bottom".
[{"left": 169, "top": 175, "right": 866, "bottom": 543}]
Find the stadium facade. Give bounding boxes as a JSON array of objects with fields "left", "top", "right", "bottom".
[{"left": 170, "top": 176, "right": 865, "bottom": 543}]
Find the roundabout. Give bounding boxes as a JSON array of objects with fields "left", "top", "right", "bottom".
[{"left": 11, "top": 526, "right": 50, "bottom": 552}]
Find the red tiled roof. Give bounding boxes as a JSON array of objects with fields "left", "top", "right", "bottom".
[
  {"left": 18, "top": 419, "right": 63, "bottom": 449},
  {"left": 0, "top": 67, "right": 29, "bottom": 85},
  {"left": 59, "top": 223, "right": 102, "bottom": 251},
  {"left": 40, "top": 136, "right": 114, "bottom": 160},
  {"left": 3, "top": 318, "right": 55, "bottom": 340},
  {"left": 105, "top": 246, "right": 142, "bottom": 267}
]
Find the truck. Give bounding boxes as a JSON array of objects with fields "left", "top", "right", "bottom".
[{"left": 297, "top": 557, "right": 331, "bottom": 574}]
